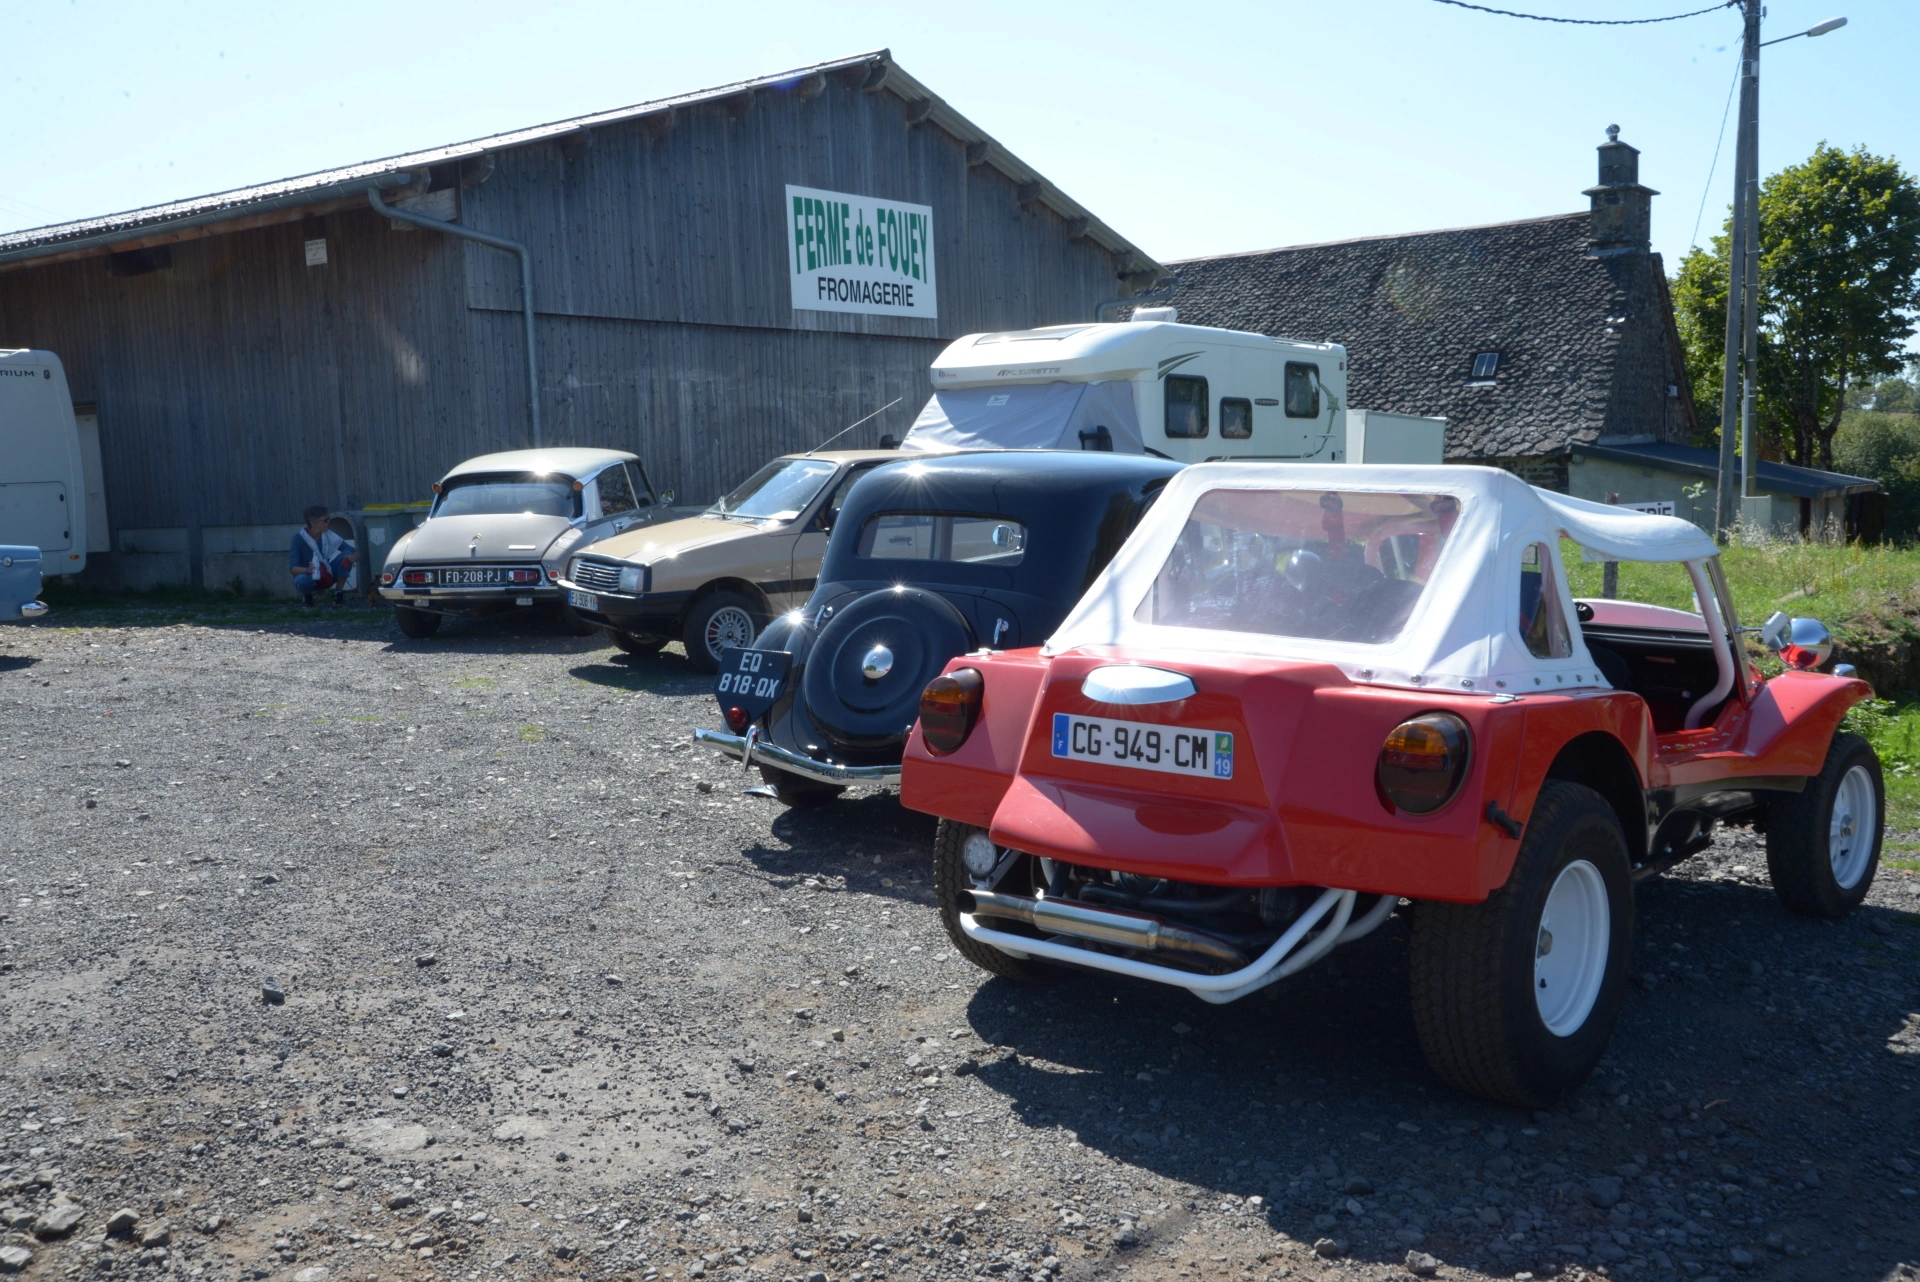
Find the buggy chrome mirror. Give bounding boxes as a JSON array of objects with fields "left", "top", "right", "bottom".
[{"left": 1762, "top": 612, "right": 1834, "bottom": 671}]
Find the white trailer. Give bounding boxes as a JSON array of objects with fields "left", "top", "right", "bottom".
[
  {"left": 900, "top": 308, "right": 1443, "bottom": 465},
  {"left": 0, "top": 350, "right": 90, "bottom": 576}
]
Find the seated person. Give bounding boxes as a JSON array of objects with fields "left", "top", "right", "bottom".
[{"left": 290, "top": 505, "right": 355, "bottom": 607}]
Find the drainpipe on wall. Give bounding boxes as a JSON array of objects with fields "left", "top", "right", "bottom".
[{"left": 367, "top": 186, "right": 541, "bottom": 447}]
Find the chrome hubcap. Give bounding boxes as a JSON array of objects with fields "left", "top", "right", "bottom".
[
  {"left": 862, "top": 645, "right": 895, "bottom": 681},
  {"left": 1534, "top": 859, "right": 1610, "bottom": 1038},
  {"left": 1830, "top": 764, "right": 1876, "bottom": 889},
  {"left": 704, "top": 606, "right": 756, "bottom": 659}
]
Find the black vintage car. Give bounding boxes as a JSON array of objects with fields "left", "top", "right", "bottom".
[{"left": 695, "top": 451, "right": 1181, "bottom": 805}]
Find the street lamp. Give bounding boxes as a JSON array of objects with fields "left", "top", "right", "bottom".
[{"left": 1712, "top": 9, "right": 1849, "bottom": 541}]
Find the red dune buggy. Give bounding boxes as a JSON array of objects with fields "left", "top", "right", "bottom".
[{"left": 900, "top": 464, "right": 1881, "bottom": 1107}]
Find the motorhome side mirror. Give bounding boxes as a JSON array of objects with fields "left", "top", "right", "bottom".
[
  {"left": 1779, "top": 617, "right": 1834, "bottom": 672},
  {"left": 1759, "top": 611, "right": 1791, "bottom": 652}
]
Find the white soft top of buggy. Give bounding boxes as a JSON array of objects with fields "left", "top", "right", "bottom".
[{"left": 1044, "top": 462, "right": 1721, "bottom": 695}]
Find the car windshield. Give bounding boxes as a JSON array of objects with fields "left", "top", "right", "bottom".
[
  {"left": 1134, "top": 488, "right": 1462, "bottom": 645},
  {"left": 434, "top": 473, "right": 578, "bottom": 519},
  {"left": 709, "top": 457, "right": 840, "bottom": 523}
]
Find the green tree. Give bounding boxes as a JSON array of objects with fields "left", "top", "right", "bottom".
[{"left": 1671, "top": 144, "right": 1920, "bottom": 470}]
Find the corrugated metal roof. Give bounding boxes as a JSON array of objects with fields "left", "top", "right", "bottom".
[
  {"left": 1577, "top": 441, "right": 1879, "bottom": 499},
  {"left": 0, "top": 49, "right": 1164, "bottom": 277}
]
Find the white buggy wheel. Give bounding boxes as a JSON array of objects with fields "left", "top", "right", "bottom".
[
  {"left": 1534, "top": 859, "right": 1610, "bottom": 1037},
  {"left": 1829, "top": 764, "right": 1877, "bottom": 890}
]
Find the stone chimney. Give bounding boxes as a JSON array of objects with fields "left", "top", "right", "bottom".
[{"left": 1585, "top": 124, "right": 1658, "bottom": 254}]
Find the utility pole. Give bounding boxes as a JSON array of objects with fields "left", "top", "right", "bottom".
[
  {"left": 1711, "top": 9, "right": 1848, "bottom": 539},
  {"left": 1713, "top": 0, "right": 1761, "bottom": 541}
]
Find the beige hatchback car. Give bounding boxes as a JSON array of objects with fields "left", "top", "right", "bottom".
[{"left": 559, "top": 450, "right": 906, "bottom": 671}]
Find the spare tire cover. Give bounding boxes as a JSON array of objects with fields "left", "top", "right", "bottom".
[{"left": 801, "top": 587, "right": 975, "bottom": 754}]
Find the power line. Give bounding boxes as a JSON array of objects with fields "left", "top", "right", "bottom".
[
  {"left": 1428, "top": 0, "right": 1735, "bottom": 24},
  {"left": 1690, "top": 46, "right": 1743, "bottom": 251}
]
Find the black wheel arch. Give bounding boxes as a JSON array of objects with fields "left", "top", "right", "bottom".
[{"left": 1542, "top": 731, "right": 1648, "bottom": 866}]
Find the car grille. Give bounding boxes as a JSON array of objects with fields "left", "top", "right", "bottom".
[{"left": 570, "top": 559, "right": 624, "bottom": 593}]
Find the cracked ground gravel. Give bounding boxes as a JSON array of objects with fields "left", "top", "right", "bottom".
[{"left": 2, "top": 609, "right": 1919, "bottom": 1282}]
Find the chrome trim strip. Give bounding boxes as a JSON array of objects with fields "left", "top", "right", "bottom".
[{"left": 692, "top": 727, "right": 899, "bottom": 785}]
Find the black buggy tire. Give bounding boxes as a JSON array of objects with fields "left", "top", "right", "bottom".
[
  {"left": 1410, "top": 780, "right": 1633, "bottom": 1108},
  {"left": 757, "top": 765, "right": 845, "bottom": 809},
  {"left": 606, "top": 628, "right": 668, "bottom": 656},
  {"left": 1766, "top": 731, "right": 1883, "bottom": 919},
  {"left": 393, "top": 606, "right": 441, "bottom": 639},
  {"left": 683, "top": 591, "right": 765, "bottom": 675},
  {"left": 934, "top": 821, "right": 1061, "bottom": 984}
]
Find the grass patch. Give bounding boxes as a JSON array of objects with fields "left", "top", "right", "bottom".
[
  {"left": 1561, "top": 536, "right": 1920, "bottom": 652},
  {"left": 452, "top": 675, "right": 502, "bottom": 690},
  {"left": 1886, "top": 858, "right": 1920, "bottom": 872},
  {"left": 518, "top": 724, "right": 546, "bottom": 742},
  {"left": 1843, "top": 699, "right": 1920, "bottom": 831}
]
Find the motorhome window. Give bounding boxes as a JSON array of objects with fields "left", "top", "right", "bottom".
[
  {"left": 1284, "top": 363, "right": 1321, "bottom": 418},
  {"left": 434, "top": 474, "right": 579, "bottom": 520},
  {"left": 1220, "top": 398, "right": 1253, "bottom": 440},
  {"left": 1135, "top": 488, "right": 1458, "bottom": 644},
  {"left": 1165, "top": 375, "right": 1209, "bottom": 438},
  {"left": 595, "top": 464, "right": 638, "bottom": 515},
  {"left": 1519, "top": 541, "right": 1573, "bottom": 659},
  {"left": 857, "top": 512, "right": 1027, "bottom": 566},
  {"left": 708, "top": 457, "right": 839, "bottom": 523}
]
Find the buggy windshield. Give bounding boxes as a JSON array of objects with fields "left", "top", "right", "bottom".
[
  {"left": 434, "top": 473, "right": 579, "bottom": 519},
  {"left": 1134, "top": 488, "right": 1462, "bottom": 645}
]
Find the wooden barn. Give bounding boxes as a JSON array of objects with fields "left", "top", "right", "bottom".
[{"left": 0, "top": 50, "right": 1165, "bottom": 590}]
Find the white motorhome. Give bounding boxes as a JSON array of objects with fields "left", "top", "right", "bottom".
[
  {"left": 0, "top": 349, "right": 89, "bottom": 576},
  {"left": 901, "top": 309, "right": 1443, "bottom": 465}
]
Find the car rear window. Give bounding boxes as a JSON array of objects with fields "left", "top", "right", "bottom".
[
  {"left": 856, "top": 512, "right": 1027, "bottom": 566},
  {"left": 1133, "top": 488, "right": 1462, "bottom": 645},
  {"left": 434, "top": 473, "right": 579, "bottom": 519}
]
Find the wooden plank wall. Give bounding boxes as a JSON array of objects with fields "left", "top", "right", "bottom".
[{"left": 0, "top": 67, "right": 1134, "bottom": 537}]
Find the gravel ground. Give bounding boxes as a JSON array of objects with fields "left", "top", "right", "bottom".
[{"left": 2, "top": 606, "right": 1919, "bottom": 1282}]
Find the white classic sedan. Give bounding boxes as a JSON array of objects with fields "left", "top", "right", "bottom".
[{"left": 377, "top": 448, "right": 669, "bottom": 638}]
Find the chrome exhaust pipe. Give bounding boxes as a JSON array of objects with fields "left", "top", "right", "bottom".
[{"left": 958, "top": 889, "right": 1247, "bottom": 970}]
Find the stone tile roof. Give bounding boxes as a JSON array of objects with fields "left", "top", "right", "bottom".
[{"left": 1156, "top": 212, "right": 1679, "bottom": 461}]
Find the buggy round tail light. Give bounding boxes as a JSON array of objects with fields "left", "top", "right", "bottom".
[
  {"left": 1376, "top": 712, "right": 1472, "bottom": 815},
  {"left": 724, "top": 705, "right": 750, "bottom": 734},
  {"left": 919, "top": 668, "right": 984, "bottom": 755}
]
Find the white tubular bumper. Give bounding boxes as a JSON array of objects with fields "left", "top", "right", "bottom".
[{"left": 959, "top": 885, "right": 1397, "bottom": 1005}]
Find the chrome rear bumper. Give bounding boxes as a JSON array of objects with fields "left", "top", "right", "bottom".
[
  {"left": 18, "top": 601, "right": 47, "bottom": 619},
  {"left": 693, "top": 727, "right": 900, "bottom": 786}
]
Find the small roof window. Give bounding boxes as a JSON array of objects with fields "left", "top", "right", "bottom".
[{"left": 1471, "top": 352, "right": 1500, "bottom": 380}]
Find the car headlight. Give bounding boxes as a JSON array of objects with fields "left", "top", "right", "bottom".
[
  {"left": 1376, "top": 712, "right": 1472, "bottom": 815},
  {"left": 618, "top": 565, "right": 648, "bottom": 594}
]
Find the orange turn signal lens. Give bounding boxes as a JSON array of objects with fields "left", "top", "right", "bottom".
[
  {"left": 1376, "top": 712, "right": 1471, "bottom": 815},
  {"left": 919, "top": 668, "right": 984, "bottom": 755}
]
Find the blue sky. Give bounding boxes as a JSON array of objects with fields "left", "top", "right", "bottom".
[{"left": 3, "top": 0, "right": 1914, "bottom": 277}]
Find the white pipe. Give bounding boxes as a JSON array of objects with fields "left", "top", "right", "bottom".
[
  {"left": 1196, "top": 890, "right": 1359, "bottom": 1004},
  {"left": 1334, "top": 892, "right": 1397, "bottom": 945},
  {"left": 1684, "top": 559, "right": 1735, "bottom": 729},
  {"left": 960, "top": 885, "right": 1351, "bottom": 1000}
]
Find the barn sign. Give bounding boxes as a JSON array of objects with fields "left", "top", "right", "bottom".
[{"left": 786, "top": 184, "right": 938, "bottom": 319}]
